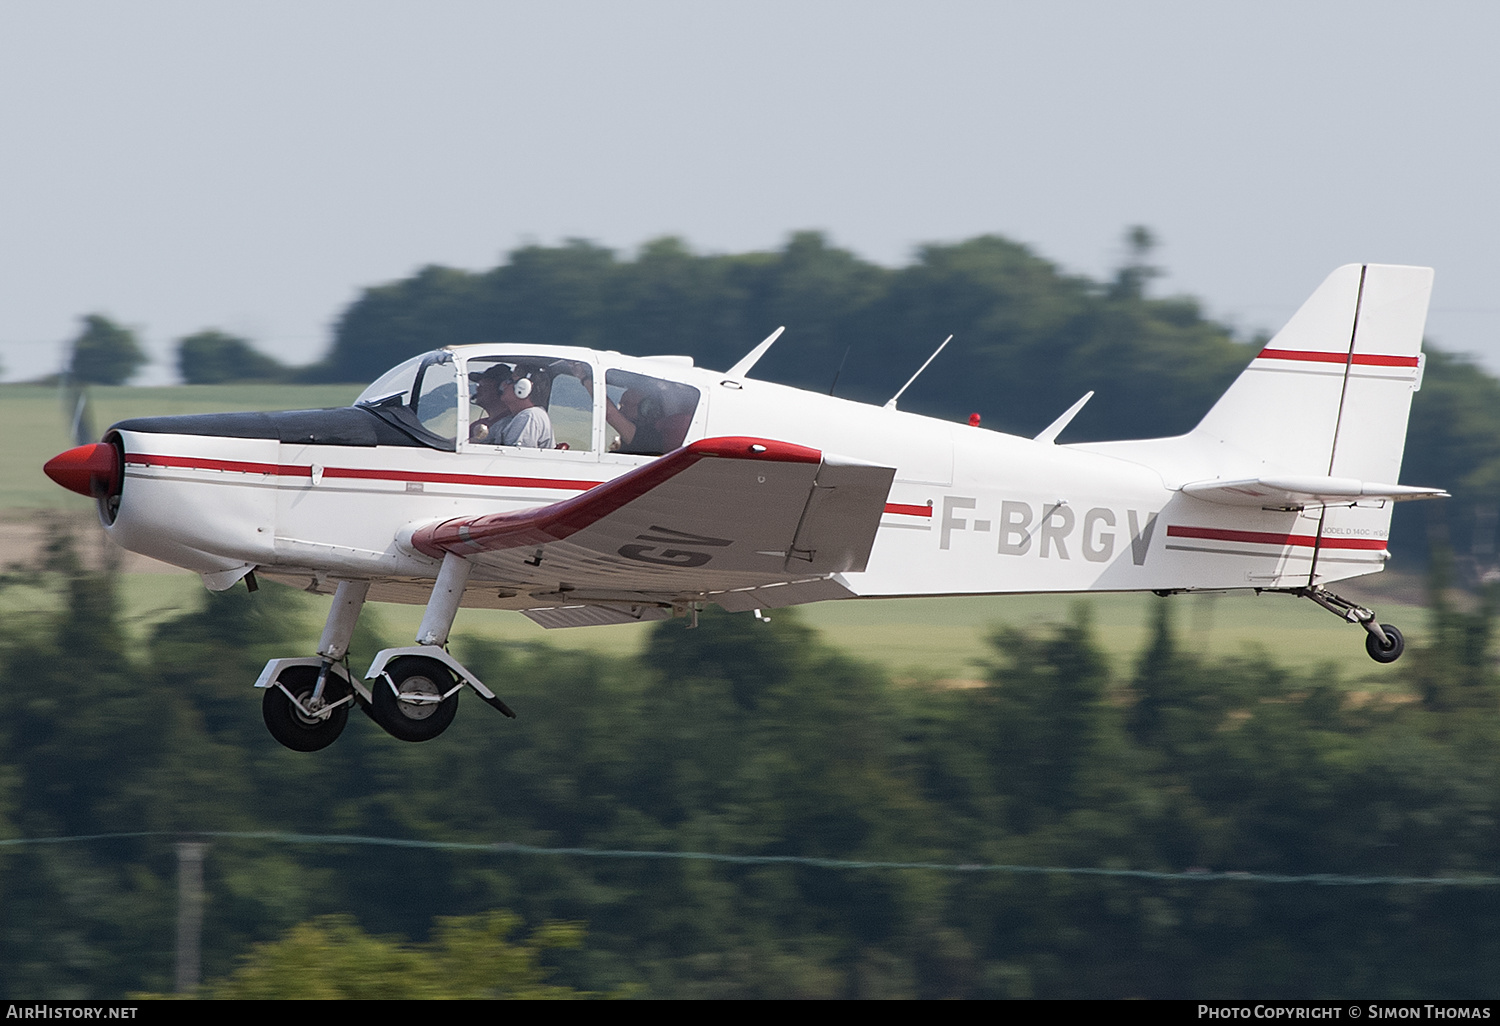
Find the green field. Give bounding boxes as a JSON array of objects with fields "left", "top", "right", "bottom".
[
  {"left": 0, "top": 563, "right": 1426, "bottom": 688},
  {"left": 0, "top": 383, "right": 1427, "bottom": 686}
]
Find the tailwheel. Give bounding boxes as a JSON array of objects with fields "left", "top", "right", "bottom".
[
  {"left": 370, "top": 655, "right": 460, "bottom": 742},
  {"left": 1291, "top": 586, "right": 1406, "bottom": 665},
  {"left": 1365, "top": 623, "right": 1405, "bottom": 664},
  {"left": 262, "top": 666, "right": 350, "bottom": 752}
]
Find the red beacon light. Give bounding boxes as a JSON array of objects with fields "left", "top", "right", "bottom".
[{"left": 968, "top": 413, "right": 981, "bottom": 427}]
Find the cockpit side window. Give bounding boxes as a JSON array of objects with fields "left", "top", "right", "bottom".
[
  {"left": 604, "top": 369, "right": 701, "bottom": 456},
  {"left": 466, "top": 356, "right": 595, "bottom": 451}
]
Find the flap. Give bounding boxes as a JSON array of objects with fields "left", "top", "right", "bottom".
[{"left": 521, "top": 604, "right": 674, "bottom": 629}]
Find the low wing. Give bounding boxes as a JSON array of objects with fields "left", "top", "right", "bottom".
[
  {"left": 1181, "top": 476, "right": 1448, "bottom": 508},
  {"left": 408, "top": 437, "right": 895, "bottom": 621}
]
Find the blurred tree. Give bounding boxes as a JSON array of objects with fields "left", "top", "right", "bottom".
[
  {"left": 0, "top": 535, "right": 177, "bottom": 996},
  {"left": 1392, "top": 350, "right": 1500, "bottom": 570},
  {"left": 68, "top": 314, "right": 146, "bottom": 385},
  {"left": 1107, "top": 224, "right": 1162, "bottom": 301},
  {"left": 1406, "top": 538, "right": 1500, "bottom": 714},
  {"left": 314, "top": 264, "right": 495, "bottom": 382},
  {"left": 203, "top": 910, "right": 595, "bottom": 999},
  {"left": 980, "top": 606, "right": 1114, "bottom": 829},
  {"left": 176, "top": 330, "right": 285, "bottom": 384}
]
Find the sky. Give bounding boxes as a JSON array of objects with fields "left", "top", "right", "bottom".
[{"left": 2, "top": 0, "right": 1497, "bottom": 385}]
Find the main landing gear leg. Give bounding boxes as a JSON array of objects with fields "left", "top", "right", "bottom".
[
  {"left": 365, "top": 553, "right": 518, "bottom": 743},
  {"left": 319, "top": 580, "right": 370, "bottom": 662},
  {"left": 257, "top": 580, "right": 369, "bottom": 752},
  {"left": 1290, "top": 585, "right": 1405, "bottom": 663}
]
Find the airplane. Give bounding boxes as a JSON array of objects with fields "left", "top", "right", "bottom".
[{"left": 44, "top": 263, "right": 1447, "bottom": 753}]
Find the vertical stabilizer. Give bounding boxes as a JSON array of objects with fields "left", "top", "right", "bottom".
[
  {"left": 1189, "top": 264, "right": 1433, "bottom": 586},
  {"left": 1191, "top": 264, "right": 1432, "bottom": 482}
]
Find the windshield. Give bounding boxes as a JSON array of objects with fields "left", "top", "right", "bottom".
[
  {"left": 355, "top": 351, "right": 458, "bottom": 450},
  {"left": 356, "top": 353, "right": 429, "bottom": 407}
]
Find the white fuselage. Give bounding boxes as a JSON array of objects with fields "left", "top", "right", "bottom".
[{"left": 101, "top": 344, "right": 1389, "bottom": 609}]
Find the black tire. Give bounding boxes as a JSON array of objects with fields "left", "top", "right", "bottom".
[
  {"left": 370, "top": 656, "right": 460, "bottom": 742},
  {"left": 262, "top": 666, "right": 350, "bottom": 752},
  {"left": 1365, "top": 623, "right": 1405, "bottom": 664}
]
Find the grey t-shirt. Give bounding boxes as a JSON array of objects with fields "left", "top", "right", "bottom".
[{"left": 496, "top": 406, "right": 554, "bottom": 449}]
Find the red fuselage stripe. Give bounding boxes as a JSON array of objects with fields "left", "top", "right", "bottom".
[
  {"left": 128, "top": 440, "right": 909, "bottom": 553},
  {"left": 122, "top": 438, "right": 827, "bottom": 560},
  {"left": 1256, "top": 348, "right": 1420, "bottom": 368},
  {"left": 127, "top": 453, "right": 602, "bottom": 492},
  {"left": 1167, "top": 525, "right": 1388, "bottom": 550}
]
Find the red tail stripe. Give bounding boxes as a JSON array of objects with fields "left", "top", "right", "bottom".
[
  {"left": 884, "top": 503, "right": 933, "bottom": 517},
  {"left": 1256, "top": 348, "right": 1420, "bottom": 368},
  {"left": 1168, "top": 525, "right": 1388, "bottom": 551}
]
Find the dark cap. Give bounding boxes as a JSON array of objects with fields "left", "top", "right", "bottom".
[{"left": 469, "top": 363, "right": 514, "bottom": 384}]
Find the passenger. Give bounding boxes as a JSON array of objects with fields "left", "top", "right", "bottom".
[
  {"left": 574, "top": 365, "right": 661, "bottom": 453},
  {"left": 614, "top": 387, "right": 668, "bottom": 454}
]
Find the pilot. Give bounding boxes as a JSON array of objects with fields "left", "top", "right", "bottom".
[
  {"left": 469, "top": 364, "right": 509, "bottom": 440},
  {"left": 469, "top": 364, "right": 554, "bottom": 448}
]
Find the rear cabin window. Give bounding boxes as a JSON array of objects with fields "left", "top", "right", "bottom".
[{"left": 604, "top": 369, "right": 701, "bottom": 456}]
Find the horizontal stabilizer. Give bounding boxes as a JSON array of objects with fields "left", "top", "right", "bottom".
[{"left": 1181, "top": 476, "right": 1449, "bottom": 507}]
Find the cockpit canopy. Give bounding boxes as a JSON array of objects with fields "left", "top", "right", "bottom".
[{"left": 354, "top": 348, "right": 703, "bottom": 455}]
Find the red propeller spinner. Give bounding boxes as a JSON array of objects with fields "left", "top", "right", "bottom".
[{"left": 44, "top": 442, "right": 121, "bottom": 498}]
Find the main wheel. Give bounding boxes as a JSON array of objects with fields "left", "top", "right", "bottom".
[
  {"left": 1365, "top": 623, "right": 1405, "bottom": 663},
  {"left": 262, "top": 666, "right": 350, "bottom": 752},
  {"left": 370, "top": 656, "right": 460, "bottom": 742}
]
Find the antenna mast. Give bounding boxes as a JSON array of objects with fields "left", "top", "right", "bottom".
[{"left": 884, "top": 335, "right": 953, "bottom": 410}]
